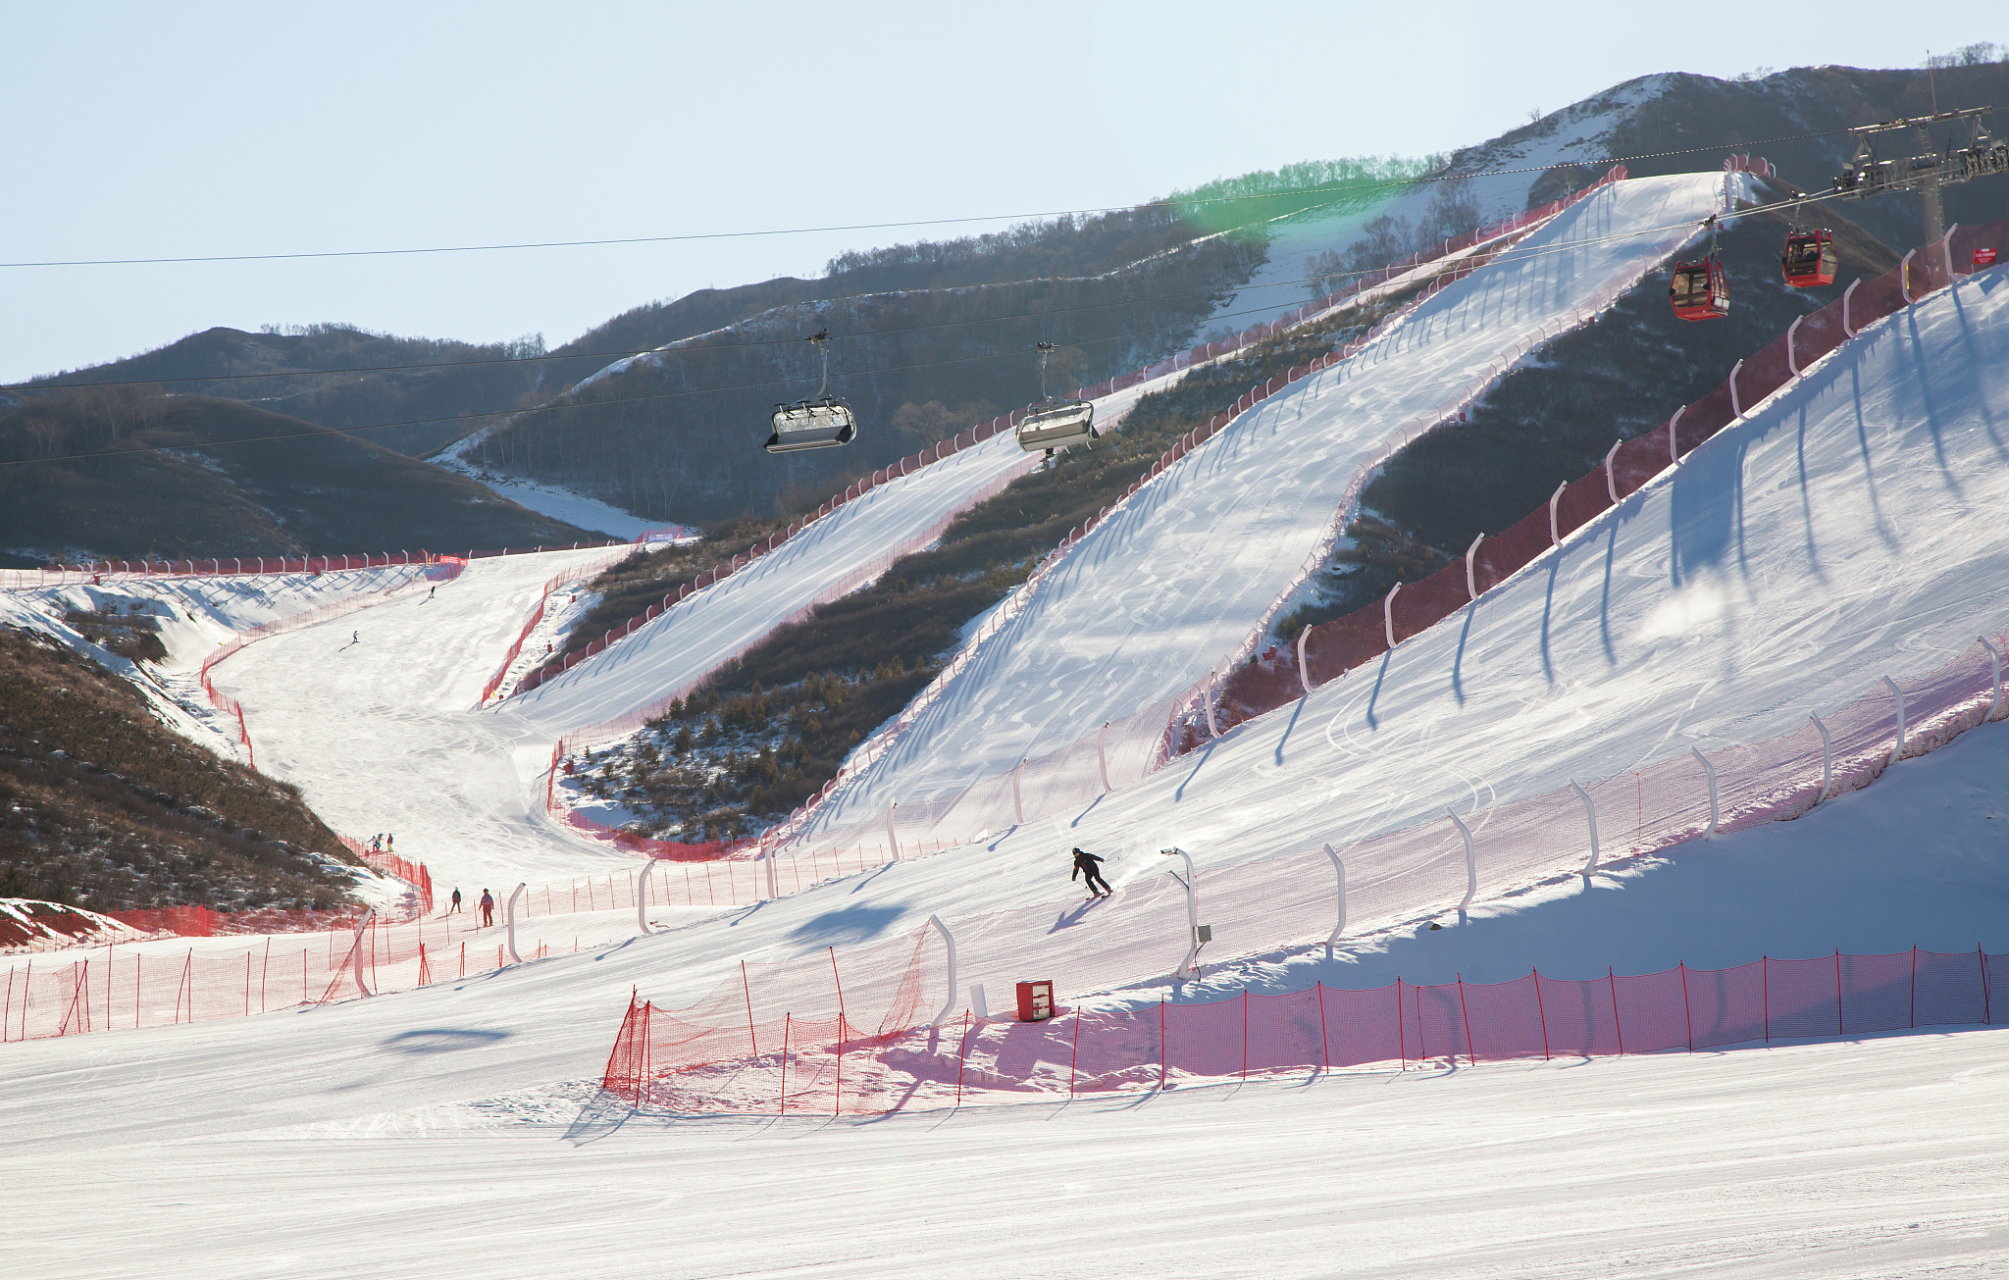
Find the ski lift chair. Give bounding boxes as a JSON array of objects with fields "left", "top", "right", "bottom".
[
  {"left": 764, "top": 330, "right": 858, "bottom": 453},
  {"left": 1670, "top": 258, "right": 1731, "bottom": 321},
  {"left": 1015, "top": 341, "right": 1097, "bottom": 456},
  {"left": 1781, "top": 229, "right": 1837, "bottom": 288}
]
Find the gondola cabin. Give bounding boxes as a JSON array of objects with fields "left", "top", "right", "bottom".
[
  {"left": 1781, "top": 229, "right": 1838, "bottom": 288},
  {"left": 765, "top": 398, "right": 856, "bottom": 453},
  {"left": 1014, "top": 400, "right": 1096, "bottom": 454},
  {"left": 1669, "top": 258, "right": 1730, "bottom": 321}
]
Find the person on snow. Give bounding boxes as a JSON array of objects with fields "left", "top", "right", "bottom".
[
  {"left": 1071, "top": 847, "right": 1112, "bottom": 898},
  {"left": 386, "top": 834, "right": 394, "bottom": 851},
  {"left": 479, "top": 888, "right": 495, "bottom": 927},
  {"left": 448, "top": 887, "right": 463, "bottom": 914}
]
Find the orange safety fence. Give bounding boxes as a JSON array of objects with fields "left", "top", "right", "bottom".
[{"left": 604, "top": 945, "right": 2003, "bottom": 1114}]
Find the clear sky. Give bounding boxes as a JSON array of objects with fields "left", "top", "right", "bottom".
[{"left": 2, "top": 2, "right": 1995, "bottom": 383}]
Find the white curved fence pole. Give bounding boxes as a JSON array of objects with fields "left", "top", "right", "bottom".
[
  {"left": 1569, "top": 780, "right": 1600, "bottom": 875},
  {"left": 1448, "top": 809, "right": 1476, "bottom": 914},
  {"left": 928, "top": 914, "right": 958, "bottom": 1026},
  {"left": 1162, "top": 847, "right": 1204, "bottom": 979},
  {"left": 1203, "top": 672, "right": 1221, "bottom": 739},
  {"left": 887, "top": 803, "right": 901, "bottom": 862},
  {"left": 1011, "top": 760, "right": 1025, "bottom": 826},
  {"left": 1693, "top": 746, "right": 1719, "bottom": 839},
  {"left": 1668, "top": 408, "right": 1684, "bottom": 464},
  {"left": 1786, "top": 315, "right": 1803, "bottom": 376},
  {"left": 1603, "top": 440, "right": 1622, "bottom": 505},
  {"left": 1464, "top": 534, "right": 1484, "bottom": 602},
  {"left": 346, "top": 909, "right": 376, "bottom": 998},
  {"left": 764, "top": 840, "right": 780, "bottom": 900},
  {"left": 1841, "top": 279, "right": 1860, "bottom": 337},
  {"left": 1296, "top": 627, "right": 1313, "bottom": 695},
  {"left": 1548, "top": 482, "right": 1568, "bottom": 547},
  {"left": 1097, "top": 722, "right": 1113, "bottom": 792},
  {"left": 1323, "top": 843, "right": 1347, "bottom": 948},
  {"left": 1383, "top": 584, "right": 1401, "bottom": 648},
  {"left": 1980, "top": 637, "right": 2003, "bottom": 721},
  {"left": 1811, "top": 712, "right": 1834, "bottom": 803},
  {"left": 505, "top": 883, "right": 527, "bottom": 963},
  {"left": 635, "top": 861, "right": 653, "bottom": 935},
  {"left": 1883, "top": 675, "right": 1907, "bottom": 763}
]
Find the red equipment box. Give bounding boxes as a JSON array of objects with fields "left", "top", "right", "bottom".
[{"left": 1015, "top": 980, "right": 1054, "bottom": 1022}]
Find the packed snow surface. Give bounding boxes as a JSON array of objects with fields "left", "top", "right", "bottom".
[{"left": 809, "top": 172, "right": 1730, "bottom": 831}]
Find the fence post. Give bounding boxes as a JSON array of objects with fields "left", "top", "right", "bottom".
[
  {"left": 1547, "top": 481, "right": 1568, "bottom": 547},
  {"left": 1786, "top": 315, "right": 1803, "bottom": 376},
  {"left": 1297, "top": 625, "right": 1314, "bottom": 694},
  {"left": 1680, "top": 963, "right": 1693, "bottom": 1051},
  {"left": 1841, "top": 278, "right": 1859, "bottom": 337},
  {"left": 1464, "top": 534, "right": 1484, "bottom": 601},
  {"left": 1603, "top": 440, "right": 1622, "bottom": 505},
  {"left": 1900, "top": 249, "right": 1915, "bottom": 303},
  {"left": 1667, "top": 408, "right": 1684, "bottom": 465},
  {"left": 1383, "top": 584, "right": 1401, "bottom": 647},
  {"left": 1569, "top": 780, "right": 1600, "bottom": 875},
  {"left": 1011, "top": 759, "right": 1025, "bottom": 826},
  {"left": 886, "top": 804, "right": 900, "bottom": 861},
  {"left": 1979, "top": 637, "right": 2003, "bottom": 721},
  {"left": 635, "top": 861, "right": 652, "bottom": 936},
  {"left": 1882, "top": 675, "right": 1907, "bottom": 763},
  {"left": 1693, "top": 746, "right": 1719, "bottom": 838},
  {"left": 1322, "top": 843, "right": 1346, "bottom": 948},
  {"left": 1728, "top": 359, "right": 1745, "bottom": 418},
  {"left": 505, "top": 883, "right": 527, "bottom": 963},
  {"left": 1448, "top": 809, "right": 1476, "bottom": 915},
  {"left": 1811, "top": 712, "right": 1834, "bottom": 802},
  {"left": 1097, "top": 722, "right": 1113, "bottom": 792}
]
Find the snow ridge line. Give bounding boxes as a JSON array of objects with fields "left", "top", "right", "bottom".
[{"left": 767, "top": 173, "right": 1627, "bottom": 851}]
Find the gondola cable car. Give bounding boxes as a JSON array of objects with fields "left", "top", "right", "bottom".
[
  {"left": 1013, "top": 342, "right": 1097, "bottom": 457},
  {"left": 1670, "top": 215, "right": 1731, "bottom": 322},
  {"left": 1780, "top": 226, "right": 1838, "bottom": 288},
  {"left": 764, "top": 329, "right": 857, "bottom": 453}
]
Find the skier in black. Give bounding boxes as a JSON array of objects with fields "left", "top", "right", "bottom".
[
  {"left": 447, "top": 887, "right": 463, "bottom": 914},
  {"left": 1071, "top": 847, "right": 1112, "bottom": 898}
]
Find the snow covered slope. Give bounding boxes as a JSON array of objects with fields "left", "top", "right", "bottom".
[{"left": 808, "top": 172, "right": 1731, "bottom": 833}]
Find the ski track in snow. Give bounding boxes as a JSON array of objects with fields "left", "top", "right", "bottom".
[
  {"left": 8, "top": 159, "right": 2009, "bottom": 1278},
  {"left": 811, "top": 173, "right": 1730, "bottom": 830}
]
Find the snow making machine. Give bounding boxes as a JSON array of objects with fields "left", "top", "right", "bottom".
[
  {"left": 766, "top": 330, "right": 857, "bottom": 454},
  {"left": 1014, "top": 342, "right": 1097, "bottom": 456}
]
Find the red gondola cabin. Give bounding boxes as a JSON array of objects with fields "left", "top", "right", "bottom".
[
  {"left": 1670, "top": 258, "right": 1730, "bottom": 321},
  {"left": 1781, "top": 229, "right": 1838, "bottom": 288}
]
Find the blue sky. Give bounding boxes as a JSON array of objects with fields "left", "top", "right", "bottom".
[{"left": 1, "top": 2, "right": 1995, "bottom": 383}]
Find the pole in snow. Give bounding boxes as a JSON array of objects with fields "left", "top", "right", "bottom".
[
  {"left": 1568, "top": 780, "right": 1600, "bottom": 876},
  {"left": 1448, "top": 809, "right": 1477, "bottom": 916},
  {"left": 635, "top": 861, "right": 653, "bottom": 936},
  {"left": 1883, "top": 675, "right": 1907, "bottom": 764},
  {"left": 1161, "top": 848, "right": 1207, "bottom": 979},
  {"left": 505, "top": 883, "right": 527, "bottom": 964},
  {"left": 1693, "top": 746, "right": 1720, "bottom": 839},
  {"left": 345, "top": 909, "right": 376, "bottom": 998},
  {"left": 1322, "top": 844, "right": 1346, "bottom": 951},
  {"left": 1810, "top": 712, "right": 1834, "bottom": 803},
  {"left": 928, "top": 914, "right": 958, "bottom": 1026}
]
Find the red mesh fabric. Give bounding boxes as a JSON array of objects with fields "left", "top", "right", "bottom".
[
  {"left": 1552, "top": 471, "right": 1612, "bottom": 543},
  {"left": 1682, "top": 960, "right": 1766, "bottom": 1049},
  {"left": 1301, "top": 607, "right": 1387, "bottom": 686},
  {"left": 1676, "top": 381, "right": 1737, "bottom": 454},
  {"left": 1458, "top": 974, "right": 1548, "bottom": 1063},
  {"left": 1473, "top": 506, "right": 1554, "bottom": 594},
  {"left": 1217, "top": 659, "right": 1304, "bottom": 729},
  {"left": 1764, "top": 955, "right": 1842, "bottom": 1041},
  {"left": 1389, "top": 563, "right": 1471, "bottom": 644},
  {"left": 1848, "top": 269, "right": 1909, "bottom": 331},
  {"left": 1535, "top": 975, "right": 1624, "bottom": 1057},
  {"left": 1610, "top": 433, "right": 1670, "bottom": 500},
  {"left": 1733, "top": 334, "right": 1796, "bottom": 415},
  {"left": 1951, "top": 221, "right": 2009, "bottom": 277},
  {"left": 1792, "top": 299, "right": 1852, "bottom": 370},
  {"left": 1609, "top": 968, "right": 1690, "bottom": 1054}
]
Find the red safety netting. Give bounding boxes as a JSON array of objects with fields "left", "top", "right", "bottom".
[
  {"left": 0, "top": 541, "right": 637, "bottom": 591},
  {"left": 603, "top": 946, "right": 2004, "bottom": 1113}
]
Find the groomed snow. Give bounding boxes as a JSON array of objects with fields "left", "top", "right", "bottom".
[{"left": 808, "top": 172, "right": 1730, "bottom": 832}]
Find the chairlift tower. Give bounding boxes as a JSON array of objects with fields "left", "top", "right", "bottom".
[{"left": 1832, "top": 107, "right": 2007, "bottom": 246}]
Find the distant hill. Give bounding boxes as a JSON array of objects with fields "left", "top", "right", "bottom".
[
  {"left": 0, "top": 391, "right": 595, "bottom": 565},
  {"left": 21, "top": 323, "right": 549, "bottom": 458}
]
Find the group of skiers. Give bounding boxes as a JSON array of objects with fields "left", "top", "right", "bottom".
[{"left": 444, "top": 886, "right": 496, "bottom": 926}]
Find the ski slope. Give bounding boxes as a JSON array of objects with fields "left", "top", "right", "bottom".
[
  {"left": 497, "top": 350, "right": 1196, "bottom": 737},
  {"left": 808, "top": 172, "right": 1731, "bottom": 832}
]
